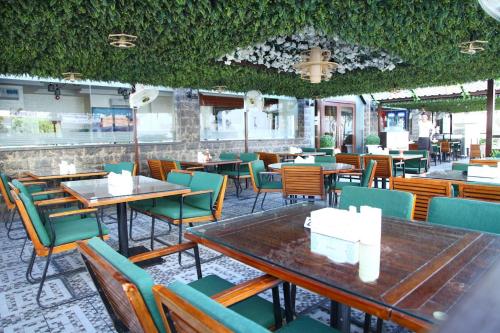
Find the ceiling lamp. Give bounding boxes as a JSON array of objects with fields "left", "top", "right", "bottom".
[
  {"left": 294, "top": 47, "right": 338, "bottom": 84},
  {"left": 108, "top": 33, "right": 137, "bottom": 48},
  {"left": 459, "top": 40, "right": 488, "bottom": 55},
  {"left": 212, "top": 85, "right": 227, "bottom": 93},
  {"left": 62, "top": 72, "right": 82, "bottom": 81},
  {"left": 478, "top": 0, "right": 500, "bottom": 21}
]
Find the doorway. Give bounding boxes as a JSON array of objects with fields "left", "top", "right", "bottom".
[{"left": 317, "top": 100, "right": 356, "bottom": 152}]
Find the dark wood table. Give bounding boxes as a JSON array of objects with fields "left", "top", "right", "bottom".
[
  {"left": 61, "top": 176, "right": 190, "bottom": 256},
  {"left": 268, "top": 162, "right": 354, "bottom": 175},
  {"left": 413, "top": 170, "right": 500, "bottom": 186},
  {"left": 185, "top": 203, "right": 500, "bottom": 332},
  {"left": 180, "top": 159, "right": 242, "bottom": 172},
  {"left": 275, "top": 152, "right": 327, "bottom": 161},
  {"left": 27, "top": 167, "right": 108, "bottom": 180}
]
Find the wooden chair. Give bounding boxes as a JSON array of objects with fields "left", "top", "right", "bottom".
[
  {"left": 459, "top": 183, "right": 500, "bottom": 203},
  {"left": 148, "top": 159, "right": 166, "bottom": 180},
  {"left": 160, "top": 160, "right": 180, "bottom": 177},
  {"left": 364, "top": 155, "right": 393, "bottom": 189},
  {"left": 335, "top": 153, "right": 362, "bottom": 169},
  {"left": 78, "top": 237, "right": 283, "bottom": 333},
  {"left": 248, "top": 160, "right": 282, "bottom": 212},
  {"left": 257, "top": 152, "right": 280, "bottom": 170},
  {"left": 281, "top": 165, "right": 325, "bottom": 204},
  {"left": 440, "top": 141, "right": 452, "bottom": 162},
  {"left": 11, "top": 190, "right": 109, "bottom": 308},
  {"left": 153, "top": 279, "right": 338, "bottom": 333},
  {"left": 392, "top": 178, "right": 451, "bottom": 221},
  {"left": 470, "top": 144, "right": 481, "bottom": 159},
  {"left": 409, "top": 143, "right": 419, "bottom": 150},
  {"left": 332, "top": 160, "right": 377, "bottom": 206}
]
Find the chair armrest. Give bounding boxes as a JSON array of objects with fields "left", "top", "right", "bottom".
[
  {"left": 211, "top": 274, "right": 281, "bottom": 307},
  {"left": 171, "top": 169, "right": 195, "bottom": 175},
  {"left": 35, "top": 197, "right": 79, "bottom": 206},
  {"left": 30, "top": 188, "right": 65, "bottom": 196},
  {"left": 259, "top": 171, "right": 280, "bottom": 176},
  {"left": 182, "top": 190, "right": 213, "bottom": 197},
  {"left": 22, "top": 181, "right": 47, "bottom": 186},
  {"left": 185, "top": 166, "right": 203, "bottom": 171},
  {"left": 16, "top": 177, "right": 36, "bottom": 181},
  {"left": 49, "top": 208, "right": 97, "bottom": 219},
  {"left": 337, "top": 172, "right": 362, "bottom": 177},
  {"left": 129, "top": 242, "right": 198, "bottom": 263},
  {"left": 339, "top": 168, "right": 362, "bottom": 174}
]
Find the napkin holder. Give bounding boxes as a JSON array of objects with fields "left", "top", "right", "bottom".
[
  {"left": 107, "top": 172, "right": 134, "bottom": 196},
  {"left": 197, "top": 152, "right": 205, "bottom": 163},
  {"left": 294, "top": 156, "right": 306, "bottom": 164},
  {"left": 304, "top": 156, "right": 315, "bottom": 163}
]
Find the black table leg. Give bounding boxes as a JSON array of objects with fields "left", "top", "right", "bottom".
[
  {"left": 116, "top": 202, "right": 129, "bottom": 256},
  {"left": 331, "top": 301, "right": 351, "bottom": 333}
]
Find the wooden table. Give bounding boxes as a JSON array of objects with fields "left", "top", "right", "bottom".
[
  {"left": 27, "top": 168, "right": 108, "bottom": 180},
  {"left": 413, "top": 170, "right": 500, "bottom": 186},
  {"left": 180, "top": 159, "right": 242, "bottom": 171},
  {"left": 61, "top": 176, "right": 190, "bottom": 256},
  {"left": 268, "top": 162, "right": 354, "bottom": 175},
  {"left": 185, "top": 203, "right": 500, "bottom": 332},
  {"left": 275, "top": 152, "right": 326, "bottom": 161},
  {"left": 470, "top": 158, "right": 500, "bottom": 166}
]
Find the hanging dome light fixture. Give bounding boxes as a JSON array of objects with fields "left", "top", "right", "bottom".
[
  {"left": 294, "top": 47, "right": 338, "bottom": 84},
  {"left": 62, "top": 72, "right": 82, "bottom": 81},
  {"left": 108, "top": 33, "right": 137, "bottom": 48}
]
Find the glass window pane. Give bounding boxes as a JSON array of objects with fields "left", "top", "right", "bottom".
[
  {"left": 248, "top": 98, "right": 298, "bottom": 139},
  {"left": 200, "top": 106, "right": 245, "bottom": 140}
]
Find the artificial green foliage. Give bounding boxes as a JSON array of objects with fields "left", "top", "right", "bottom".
[
  {"left": 0, "top": 1, "right": 499, "bottom": 97},
  {"left": 320, "top": 134, "right": 334, "bottom": 148},
  {"left": 365, "top": 134, "right": 381, "bottom": 145},
  {"left": 385, "top": 97, "right": 500, "bottom": 113}
]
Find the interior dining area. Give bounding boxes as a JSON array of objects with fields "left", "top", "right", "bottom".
[{"left": 0, "top": 2, "right": 500, "bottom": 333}]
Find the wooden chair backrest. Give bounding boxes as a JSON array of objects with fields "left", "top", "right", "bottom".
[
  {"left": 335, "top": 153, "right": 361, "bottom": 169},
  {"left": 214, "top": 175, "right": 228, "bottom": 219},
  {"left": 364, "top": 155, "right": 393, "bottom": 179},
  {"left": 148, "top": 160, "right": 165, "bottom": 181},
  {"left": 161, "top": 160, "right": 179, "bottom": 176},
  {"left": 440, "top": 141, "right": 451, "bottom": 153},
  {"left": 282, "top": 166, "right": 325, "bottom": 199},
  {"left": 257, "top": 152, "right": 280, "bottom": 169},
  {"left": 0, "top": 175, "right": 15, "bottom": 210},
  {"left": 392, "top": 178, "right": 451, "bottom": 221},
  {"left": 10, "top": 190, "right": 48, "bottom": 255},
  {"left": 77, "top": 241, "right": 158, "bottom": 333},
  {"left": 409, "top": 143, "right": 419, "bottom": 151},
  {"left": 460, "top": 183, "right": 500, "bottom": 203},
  {"left": 469, "top": 159, "right": 498, "bottom": 167},
  {"left": 153, "top": 285, "right": 232, "bottom": 333},
  {"left": 365, "top": 160, "right": 378, "bottom": 188},
  {"left": 470, "top": 144, "right": 481, "bottom": 159}
]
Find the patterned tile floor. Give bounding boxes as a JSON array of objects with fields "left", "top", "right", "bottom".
[{"left": 0, "top": 158, "right": 462, "bottom": 332}]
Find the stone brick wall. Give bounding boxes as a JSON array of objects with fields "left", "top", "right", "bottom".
[{"left": 0, "top": 89, "right": 314, "bottom": 176}]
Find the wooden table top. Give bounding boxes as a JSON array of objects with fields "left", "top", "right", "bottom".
[
  {"left": 27, "top": 168, "right": 108, "bottom": 180},
  {"left": 61, "top": 175, "right": 190, "bottom": 207},
  {"left": 186, "top": 203, "right": 500, "bottom": 331},
  {"left": 268, "top": 162, "right": 354, "bottom": 175},
  {"left": 181, "top": 159, "right": 242, "bottom": 167},
  {"left": 413, "top": 170, "right": 500, "bottom": 185}
]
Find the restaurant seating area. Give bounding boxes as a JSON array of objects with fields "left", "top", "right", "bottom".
[{"left": 1, "top": 2, "right": 500, "bottom": 333}]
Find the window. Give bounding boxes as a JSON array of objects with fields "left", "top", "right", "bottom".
[
  {"left": 199, "top": 94, "right": 298, "bottom": 141},
  {"left": 0, "top": 78, "right": 176, "bottom": 147}
]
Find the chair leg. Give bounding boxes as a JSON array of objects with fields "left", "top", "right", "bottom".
[
  {"left": 272, "top": 286, "right": 283, "bottom": 329},
  {"left": 178, "top": 223, "right": 183, "bottom": 266},
  {"left": 363, "top": 314, "right": 372, "bottom": 333},
  {"left": 19, "top": 236, "right": 30, "bottom": 263},
  {"left": 7, "top": 209, "right": 25, "bottom": 240},
  {"left": 376, "top": 318, "right": 383, "bottom": 333},
  {"left": 150, "top": 217, "right": 156, "bottom": 250},
  {"left": 260, "top": 193, "right": 267, "bottom": 210},
  {"left": 251, "top": 191, "right": 261, "bottom": 213},
  {"left": 36, "top": 247, "right": 53, "bottom": 308},
  {"left": 25, "top": 249, "right": 37, "bottom": 284}
]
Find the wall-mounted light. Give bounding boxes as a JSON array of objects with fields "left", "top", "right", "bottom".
[
  {"left": 48, "top": 83, "right": 61, "bottom": 100},
  {"left": 185, "top": 88, "right": 198, "bottom": 99}
]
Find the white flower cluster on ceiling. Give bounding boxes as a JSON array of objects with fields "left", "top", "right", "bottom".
[{"left": 218, "top": 27, "right": 403, "bottom": 74}]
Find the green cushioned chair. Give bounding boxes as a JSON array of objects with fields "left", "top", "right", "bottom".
[
  {"left": 12, "top": 190, "right": 107, "bottom": 308},
  {"left": 317, "top": 148, "right": 334, "bottom": 156},
  {"left": 393, "top": 150, "right": 429, "bottom": 175},
  {"left": 155, "top": 279, "right": 338, "bottom": 333},
  {"left": 220, "top": 152, "right": 258, "bottom": 197},
  {"left": 315, "top": 155, "right": 336, "bottom": 163},
  {"left": 300, "top": 147, "right": 316, "bottom": 152},
  {"left": 249, "top": 160, "right": 282, "bottom": 213},
  {"left": 104, "top": 161, "right": 136, "bottom": 175},
  {"left": 146, "top": 172, "right": 228, "bottom": 263},
  {"left": 339, "top": 186, "right": 415, "bottom": 219},
  {"left": 332, "top": 160, "right": 377, "bottom": 205},
  {"left": 80, "top": 237, "right": 282, "bottom": 333},
  {"left": 428, "top": 197, "right": 500, "bottom": 234}
]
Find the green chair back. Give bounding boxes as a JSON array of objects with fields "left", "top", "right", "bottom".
[
  {"left": 19, "top": 192, "right": 51, "bottom": 246},
  {"left": 12, "top": 179, "right": 34, "bottom": 202},
  {"left": 185, "top": 172, "right": 224, "bottom": 210},
  {"left": 219, "top": 152, "right": 238, "bottom": 160},
  {"left": 240, "top": 153, "right": 259, "bottom": 163},
  {"left": 167, "top": 172, "right": 192, "bottom": 187},
  {"left": 300, "top": 147, "right": 316, "bottom": 152},
  {"left": 339, "top": 186, "right": 414, "bottom": 219},
  {"left": 452, "top": 163, "right": 469, "bottom": 171},
  {"left": 168, "top": 281, "right": 268, "bottom": 333},
  {"left": 315, "top": 155, "right": 336, "bottom": 163},
  {"left": 249, "top": 160, "right": 266, "bottom": 189},
  {"left": 87, "top": 238, "right": 166, "bottom": 333},
  {"left": 104, "top": 162, "right": 135, "bottom": 174},
  {"left": 317, "top": 148, "right": 334, "bottom": 156},
  {"left": 0, "top": 172, "right": 14, "bottom": 203},
  {"left": 428, "top": 197, "right": 500, "bottom": 234},
  {"left": 360, "top": 160, "right": 376, "bottom": 187}
]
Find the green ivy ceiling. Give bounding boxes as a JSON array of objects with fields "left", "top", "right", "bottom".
[{"left": 0, "top": 1, "right": 499, "bottom": 98}]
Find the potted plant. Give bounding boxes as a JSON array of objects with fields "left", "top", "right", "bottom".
[
  {"left": 365, "top": 134, "right": 381, "bottom": 153},
  {"left": 319, "top": 134, "right": 335, "bottom": 155}
]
